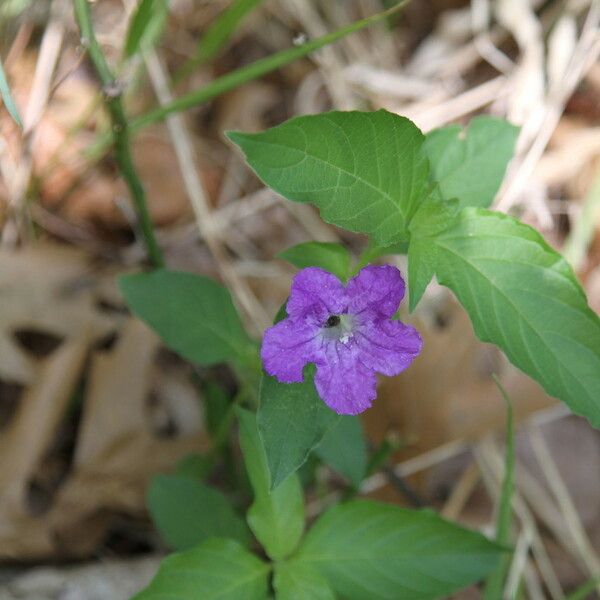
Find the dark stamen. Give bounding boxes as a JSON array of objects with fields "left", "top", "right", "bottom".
[{"left": 325, "top": 315, "right": 340, "bottom": 328}]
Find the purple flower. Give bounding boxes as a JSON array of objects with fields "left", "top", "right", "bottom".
[{"left": 261, "top": 265, "right": 423, "bottom": 415}]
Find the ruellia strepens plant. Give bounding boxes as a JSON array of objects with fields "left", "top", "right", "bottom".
[{"left": 118, "top": 109, "right": 600, "bottom": 599}]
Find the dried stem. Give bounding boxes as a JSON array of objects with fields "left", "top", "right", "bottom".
[
  {"left": 143, "top": 49, "right": 270, "bottom": 332},
  {"left": 73, "top": 0, "right": 164, "bottom": 268}
]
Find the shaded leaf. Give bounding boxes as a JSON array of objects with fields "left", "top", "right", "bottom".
[
  {"left": 423, "top": 117, "right": 518, "bottom": 208},
  {"left": 147, "top": 474, "right": 250, "bottom": 551},
  {"left": 296, "top": 500, "right": 503, "bottom": 600},
  {"left": 203, "top": 380, "right": 231, "bottom": 436},
  {"left": 278, "top": 242, "right": 351, "bottom": 281},
  {"left": 315, "top": 415, "right": 367, "bottom": 488},
  {"left": 124, "top": 0, "right": 168, "bottom": 58},
  {"left": 119, "top": 269, "right": 255, "bottom": 368},
  {"left": 274, "top": 562, "right": 336, "bottom": 600},
  {"left": 355, "top": 241, "right": 409, "bottom": 273},
  {"left": 237, "top": 408, "right": 304, "bottom": 560},
  {"left": 132, "top": 538, "right": 269, "bottom": 599},
  {"left": 258, "top": 366, "right": 340, "bottom": 489},
  {"left": 175, "top": 453, "right": 212, "bottom": 480}
]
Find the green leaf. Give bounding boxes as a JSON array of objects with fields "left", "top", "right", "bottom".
[
  {"left": 175, "top": 453, "right": 213, "bottom": 480},
  {"left": 228, "top": 110, "right": 429, "bottom": 245},
  {"left": 563, "top": 169, "right": 600, "bottom": 269},
  {"left": 565, "top": 576, "right": 600, "bottom": 600},
  {"left": 203, "top": 380, "right": 232, "bottom": 436},
  {"left": 176, "top": 0, "right": 264, "bottom": 80},
  {"left": 274, "top": 562, "right": 336, "bottom": 600},
  {"left": 315, "top": 415, "right": 367, "bottom": 488},
  {"left": 132, "top": 538, "right": 269, "bottom": 600},
  {"left": 493, "top": 379, "right": 515, "bottom": 549},
  {"left": 195, "top": 0, "right": 263, "bottom": 63},
  {"left": 129, "top": 3, "right": 407, "bottom": 133},
  {"left": 411, "top": 207, "right": 600, "bottom": 427},
  {"left": 278, "top": 242, "right": 351, "bottom": 280},
  {"left": 407, "top": 237, "right": 437, "bottom": 312},
  {"left": 423, "top": 116, "right": 519, "bottom": 208},
  {"left": 0, "top": 58, "right": 22, "bottom": 128},
  {"left": 123, "top": 0, "right": 169, "bottom": 58},
  {"left": 0, "top": 0, "right": 34, "bottom": 19},
  {"left": 119, "top": 269, "right": 255, "bottom": 368},
  {"left": 147, "top": 475, "right": 250, "bottom": 551},
  {"left": 355, "top": 240, "right": 409, "bottom": 273},
  {"left": 296, "top": 500, "right": 503, "bottom": 600},
  {"left": 407, "top": 195, "right": 460, "bottom": 310},
  {"left": 237, "top": 408, "right": 304, "bottom": 560},
  {"left": 409, "top": 192, "right": 459, "bottom": 237},
  {"left": 258, "top": 366, "right": 340, "bottom": 489}
]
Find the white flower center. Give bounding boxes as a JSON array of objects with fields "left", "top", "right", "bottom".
[{"left": 321, "top": 313, "right": 355, "bottom": 343}]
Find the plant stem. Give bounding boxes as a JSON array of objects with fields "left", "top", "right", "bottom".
[
  {"left": 85, "top": 0, "right": 408, "bottom": 159},
  {"left": 133, "top": 2, "right": 405, "bottom": 132},
  {"left": 73, "top": 0, "right": 164, "bottom": 267},
  {"left": 563, "top": 169, "right": 600, "bottom": 270},
  {"left": 483, "top": 375, "right": 515, "bottom": 599}
]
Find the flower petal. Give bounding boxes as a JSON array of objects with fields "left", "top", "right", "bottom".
[
  {"left": 347, "top": 264, "right": 405, "bottom": 318},
  {"left": 355, "top": 318, "right": 422, "bottom": 376},
  {"left": 286, "top": 267, "right": 347, "bottom": 319},
  {"left": 314, "top": 343, "right": 377, "bottom": 415},
  {"left": 261, "top": 317, "right": 321, "bottom": 383}
]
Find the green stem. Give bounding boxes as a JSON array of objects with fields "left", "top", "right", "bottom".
[
  {"left": 565, "top": 576, "right": 600, "bottom": 600},
  {"left": 133, "top": 2, "right": 404, "bottom": 132},
  {"left": 86, "top": 1, "right": 407, "bottom": 158},
  {"left": 563, "top": 169, "right": 600, "bottom": 270},
  {"left": 483, "top": 375, "right": 515, "bottom": 599},
  {"left": 73, "top": 0, "right": 164, "bottom": 268}
]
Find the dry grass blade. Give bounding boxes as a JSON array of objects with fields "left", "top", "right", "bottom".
[
  {"left": 475, "top": 438, "right": 565, "bottom": 600},
  {"left": 143, "top": 50, "right": 270, "bottom": 331},
  {"left": 2, "top": 0, "right": 66, "bottom": 246},
  {"left": 497, "top": 2, "right": 600, "bottom": 212},
  {"left": 441, "top": 462, "right": 480, "bottom": 521},
  {"left": 528, "top": 424, "right": 600, "bottom": 591},
  {"left": 0, "top": 0, "right": 598, "bottom": 595},
  {"left": 562, "top": 170, "right": 600, "bottom": 270},
  {"left": 283, "top": 0, "right": 356, "bottom": 110}
]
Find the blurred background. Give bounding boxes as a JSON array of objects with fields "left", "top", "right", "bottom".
[{"left": 0, "top": 0, "right": 599, "bottom": 597}]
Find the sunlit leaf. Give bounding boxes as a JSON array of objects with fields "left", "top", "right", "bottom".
[
  {"left": 229, "top": 110, "right": 429, "bottom": 245},
  {"left": 296, "top": 500, "right": 503, "bottom": 599}
]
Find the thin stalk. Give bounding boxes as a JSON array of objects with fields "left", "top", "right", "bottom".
[
  {"left": 132, "top": 2, "right": 405, "bottom": 132},
  {"left": 173, "top": 0, "right": 265, "bottom": 84},
  {"left": 483, "top": 375, "right": 515, "bottom": 599},
  {"left": 565, "top": 577, "right": 600, "bottom": 600},
  {"left": 563, "top": 170, "right": 600, "bottom": 270},
  {"left": 73, "top": 0, "right": 164, "bottom": 267},
  {"left": 86, "top": 1, "right": 407, "bottom": 158},
  {"left": 0, "top": 55, "right": 23, "bottom": 127}
]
